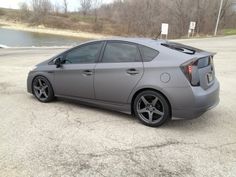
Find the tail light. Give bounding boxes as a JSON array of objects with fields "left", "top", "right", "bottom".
[{"left": 180, "top": 59, "right": 200, "bottom": 86}]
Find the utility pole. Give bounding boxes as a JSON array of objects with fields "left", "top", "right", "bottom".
[{"left": 214, "top": 0, "right": 224, "bottom": 36}]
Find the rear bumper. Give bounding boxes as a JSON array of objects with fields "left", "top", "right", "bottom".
[
  {"left": 172, "top": 100, "right": 219, "bottom": 119},
  {"left": 166, "top": 79, "right": 220, "bottom": 119}
]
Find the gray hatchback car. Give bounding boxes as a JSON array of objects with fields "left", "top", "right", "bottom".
[{"left": 27, "top": 38, "right": 220, "bottom": 127}]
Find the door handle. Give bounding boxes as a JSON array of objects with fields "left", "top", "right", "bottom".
[
  {"left": 82, "top": 70, "right": 93, "bottom": 76},
  {"left": 126, "top": 68, "right": 139, "bottom": 75}
]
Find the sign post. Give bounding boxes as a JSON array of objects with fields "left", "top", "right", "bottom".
[
  {"left": 161, "top": 23, "right": 169, "bottom": 39},
  {"left": 214, "top": 0, "right": 224, "bottom": 36},
  {"left": 188, "top": 21, "right": 196, "bottom": 38}
]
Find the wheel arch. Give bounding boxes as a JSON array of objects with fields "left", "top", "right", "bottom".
[
  {"left": 131, "top": 88, "right": 172, "bottom": 117},
  {"left": 31, "top": 74, "right": 54, "bottom": 95}
]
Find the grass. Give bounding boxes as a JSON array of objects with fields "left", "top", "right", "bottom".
[{"left": 223, "top": 29, "right": 236, "bottom": 36}]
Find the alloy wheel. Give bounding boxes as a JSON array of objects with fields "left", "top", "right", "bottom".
[
  {"left": 33, "top": 78, "right": 49, "bottom": 101},
  {"left": 137, "top": 94, "right": 164, "bottom": 124}
]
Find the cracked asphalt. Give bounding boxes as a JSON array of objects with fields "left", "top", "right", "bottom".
[{"left": 0, "top": 36, "right": 236, "bottom": 177}]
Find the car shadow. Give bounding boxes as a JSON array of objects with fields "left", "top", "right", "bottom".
[
  {"left": 28, "top": 95, "right": 212, "bottom": 130},
  {"left": 56, "top": 97, "right": 212, "bottom": 130},
  {"left": 57, "top": 97, "right": 134, "bottom": 121}
]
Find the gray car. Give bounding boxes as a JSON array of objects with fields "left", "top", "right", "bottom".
[{"left": 27, "top": 38, "right": 220, "bottom": 127}]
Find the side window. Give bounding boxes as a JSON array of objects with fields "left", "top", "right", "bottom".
[
  {"left": 139, "top": 45, "right": 159, "bottom": 62},
  {"left": 102, "top": 42, "right": 140, "bottom": 63},
  {"left": 64, "top": 42, "right": 103, "bottom": 64}
]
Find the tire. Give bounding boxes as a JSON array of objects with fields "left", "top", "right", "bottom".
[
  {"left": 32, "top": 76, "right": 55, "bottom": 103},
  {"left": 133, "top": 90, "right": 171, "bottom": 127}
]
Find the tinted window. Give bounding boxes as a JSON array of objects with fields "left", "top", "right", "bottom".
[
  {"left": 64, "top": 42, "right": 103, "bottom": 64},
  {"left": 102, "top": 42, "right": 140, "bottom": 63},
  {"left": 197, "top": 57, "right": 211, "bottom": 68},
  {"left": 139, "top": 45, "right": 159, "bottom": 62}
]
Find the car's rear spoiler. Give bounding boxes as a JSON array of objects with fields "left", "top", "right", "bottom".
[{"left": 161, "top": 42, "right": 216, "bottom": 57}]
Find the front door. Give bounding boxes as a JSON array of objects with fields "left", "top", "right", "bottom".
[{"left": 54, "top": 42, "right": 104, "bottom": 99}]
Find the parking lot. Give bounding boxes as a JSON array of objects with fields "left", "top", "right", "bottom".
[{"left": 0, "top": 36, "right": 236, "bottom": 177}]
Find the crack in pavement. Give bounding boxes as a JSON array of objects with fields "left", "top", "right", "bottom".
[
  {"left": 66, "top": 140, "right": 236, "bottom": 159},
  {"left": 26, "top": 140, "right": 197, "bottom": 177}
]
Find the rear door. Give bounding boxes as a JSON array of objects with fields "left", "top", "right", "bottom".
[{"left": 94, "top": 41, "right": 144, "bottom": 103}]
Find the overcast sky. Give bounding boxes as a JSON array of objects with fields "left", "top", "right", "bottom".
[{"left": 0, "top": 0, "right": 114, "bottom": 11}]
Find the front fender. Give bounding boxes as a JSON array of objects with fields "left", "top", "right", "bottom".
[{"left": 27, "top": 71, "right": 55, "bottom": 94}]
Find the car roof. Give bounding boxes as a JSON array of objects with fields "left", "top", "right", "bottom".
[{"left": 83, "top": 37, "right": 166, "bottom": 49}]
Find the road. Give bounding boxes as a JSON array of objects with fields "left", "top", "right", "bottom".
[{"left": 0, "top": 36, "right": 236, "bottom": 177}]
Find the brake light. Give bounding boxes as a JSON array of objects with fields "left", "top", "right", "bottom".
[
  {"left": 181, "top": 63, "right": 192, "bottom": 82},
  {"left": 188, "top": 65, "right": 192, "bottom": 74},
  {"left": 181, "top": 60, "right": 199, "bottom": 86}
]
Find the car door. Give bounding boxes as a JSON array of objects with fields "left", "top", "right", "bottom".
[
  {"left": 54, "top": 42, "right": 104, "bottom": 99},
  {"left": 94, "top": 41, "right": 144, "bottom": 103}
]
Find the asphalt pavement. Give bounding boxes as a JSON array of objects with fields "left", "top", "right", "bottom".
[{"left": 0, "top": 36, "right": 236, "bottom": 177}]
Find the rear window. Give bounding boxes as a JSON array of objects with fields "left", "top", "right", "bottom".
[
  {"left": 139, "top": 45, "right": 159, "bottom": 62},
  {"left": 197, "top": 56, "right": 213, "bottom": 68},
  {"left": 161, "top": 42, "right": 202, "bottom": 55}
]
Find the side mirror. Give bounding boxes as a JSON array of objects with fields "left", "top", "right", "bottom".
[{"left": 54, "top": 57, "right": 62, "bottom": 68}]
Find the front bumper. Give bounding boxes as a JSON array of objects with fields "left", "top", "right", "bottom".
[
  {"left": 27, "top": 72, "right": 34, "bottom": 94},
  {"left": 165, "top": 79, "right": 220, "bottom": 119}
]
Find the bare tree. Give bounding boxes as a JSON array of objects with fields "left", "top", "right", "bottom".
[
  {"left": 92, "top": 0, "right": 102, "bottom": 22},
  {"left": 32, "top": 0, "right": 52, "bottom": 15},
  {"left": 31, "top": 0, "right": 52, "bottom": 23},
  {"left": 53, "top": 2, "right": 61, "bottom": 15},
  {"left": 19, "top": 2, "right": 30, "bottom": 20},
  {"left": 19, "top": 2, "right": 29, "bottom": 12},
  {"left": 63, "top": 0, "right": 68, "bottom": 14},
  {"left": 80, "top": 0, "right": 92, "bottom": 16},
  {"left": 90, "top": 0, "right": 104, "bottom": 32}
]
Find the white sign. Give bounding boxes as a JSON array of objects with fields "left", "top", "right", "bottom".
[
  {"left": 161, "top": 23, "right": 169, "bottom": 35},
  {"left": 189, "top": 21, "right": 196, "bottom": 30}
]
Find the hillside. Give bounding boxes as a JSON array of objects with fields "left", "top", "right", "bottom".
[
  {"left": 0, "top": 7, "right": 121, "bottom": 38},
  {"left": 1, "top": 0, "right": 236, "bottom": 39}
]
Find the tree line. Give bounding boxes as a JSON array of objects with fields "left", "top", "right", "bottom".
[
  {"left": 99, "top": 0, "right": 236, "bottom": 37},
  {"left": 18, "top": 0, "right": 236, "bottom": 38}
]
